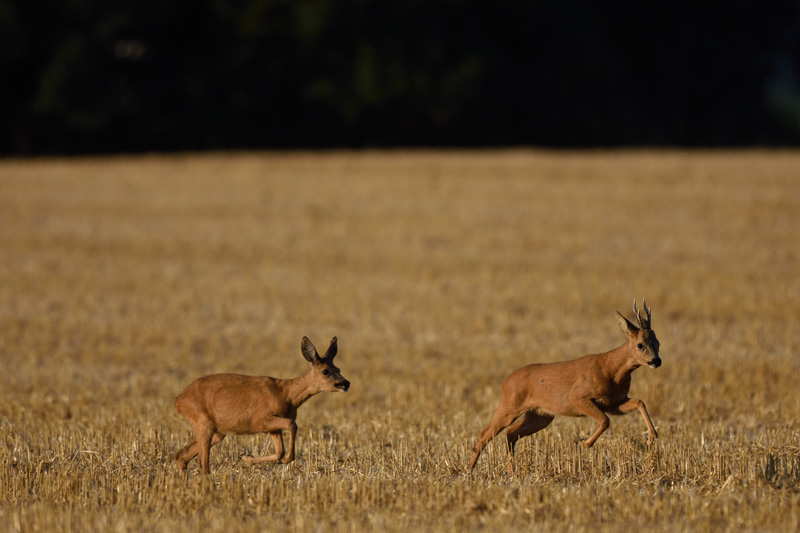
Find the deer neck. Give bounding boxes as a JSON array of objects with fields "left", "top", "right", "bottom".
[
  {"left": 284, "top": 369, "right": 319, "bottom": 408},
  {"left": 601, "top": 344, "right": 642, "bottom": 383}
]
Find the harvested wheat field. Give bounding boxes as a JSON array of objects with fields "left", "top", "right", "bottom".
[{"left": 1, "top": 150, "right": 799, "bottom": 531}]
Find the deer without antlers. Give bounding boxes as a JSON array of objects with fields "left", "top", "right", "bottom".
[
  {"left": 174, "top": 336, "right": 349, "bottom": 474},
  {"left": 469, "top": 299, "right": 661, "bottom": 473}
]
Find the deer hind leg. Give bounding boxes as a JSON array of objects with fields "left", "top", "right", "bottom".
[
  {"left": 175, "top": 400, "right": 226, "bottom": 473},
  {"left": 175, "top": 437, "right": 197, "bottom": 472},
  {"left": 195, "top": 430, "right": 226, "bottom": 474},
  {"left": 571, "top": 398, "right": 610, "bottom": 448},
  {"left": 468, "top": 406, "right": 521, "bottom": 471},
  {"left": 177, "top": 432, "right": 226, "bottom": 472},
  {"left": 505, "top": 412, "right": 554, "bottom": 473},
  {"left": 617, "top": 397, "right": 658, "bottom": 445},
  {"left": 241, "top": 418, "right": 298, "bottom": 466},
  {"left": 175, "top": 400, "right": 201, "bottom": 471}
]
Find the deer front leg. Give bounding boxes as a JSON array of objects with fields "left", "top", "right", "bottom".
[
  {"left": 241, "top": 432, "right": 284, "bottom": 464},
  {"left": 280, "top": 419, "right": 298, "bottom": 464},
  {"left": 241, "top": 418, "right": 298, "bottom": 466},
  {"left": 571, "top": 398, "right": 610, "bottom": 448},
  {"left": 617, "top": 397, "right": 658, "bottom": 445}
]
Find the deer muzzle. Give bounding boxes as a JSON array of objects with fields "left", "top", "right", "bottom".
[{"left": 648, "top": 357, "right": 662, "bottom": 369}]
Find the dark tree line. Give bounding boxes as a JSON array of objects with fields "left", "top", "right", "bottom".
[{"left": 1, "top": 0, "right": 799, "bottom": 154}]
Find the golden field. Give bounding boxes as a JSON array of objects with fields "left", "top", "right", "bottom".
[{"left": 0, "top": 150, "right": 798, "bottom": 531}]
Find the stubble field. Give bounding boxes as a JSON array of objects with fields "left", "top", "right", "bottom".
[{"left": 1, "top": 150, "right": 799, "bottom": 531}]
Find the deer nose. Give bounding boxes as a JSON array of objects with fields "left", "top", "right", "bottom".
[
  {"left": 649, "top": 357, "right": 662, "bottom": 369},
  {"left": 337, "top": 379, "right": 350, "bottom": 392}
]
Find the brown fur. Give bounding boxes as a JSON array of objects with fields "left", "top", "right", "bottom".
[
  {"left": 174, "top": 336, "right": 349, "bottom": 474},
  {"left": 469, "top": 300, "right": 661, "bottom": 473}
]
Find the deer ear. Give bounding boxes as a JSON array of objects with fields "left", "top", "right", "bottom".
[
  {"left": 301, "top": 336, "right": 319, "bottom": 363},
  {"left": 616, "top": 311, "right": 640, "bottom": 336},
  {"left": 324, "top": 336, "right": 338, "bottom": 360}
]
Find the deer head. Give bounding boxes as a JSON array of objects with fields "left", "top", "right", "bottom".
[
  {"left": 301, "top": 336, "right": 350, "bottom": 392},
  {"left": 616, "top": 298, "right": 661, "bottom": 369}
]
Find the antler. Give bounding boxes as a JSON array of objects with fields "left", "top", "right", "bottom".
[{"left": 632, "top": 298, "right": 652, "bottom": 330}]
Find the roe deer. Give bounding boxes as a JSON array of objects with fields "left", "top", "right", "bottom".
[
  {"left": 469, "top": 299, "right": 660, "bottom": 473},
  {"left": 174, "top": 336, "right": 349, "bottom": 474}
]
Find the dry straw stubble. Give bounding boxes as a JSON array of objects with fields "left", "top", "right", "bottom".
[{"left": 1, "top": 150, "right": 799, "bottom": 531}]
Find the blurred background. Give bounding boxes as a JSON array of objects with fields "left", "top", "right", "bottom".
[{"left": 2, "top": 0, "right": 799, "bottom": 155}]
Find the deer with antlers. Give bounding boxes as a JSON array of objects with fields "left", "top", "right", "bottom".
[
  {"left": 174, "top": 336, "right": 349, "bottom": 474},
  {"left": 469, "top": 299, "right": 661, "bottom": 473}
]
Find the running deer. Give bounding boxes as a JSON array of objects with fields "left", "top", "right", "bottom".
[
  {"left": 174, "top": 336, "right": 349, "bottom": 474},
  {"left": 469, "top": 299, "right": 661, "bottom": 473}
]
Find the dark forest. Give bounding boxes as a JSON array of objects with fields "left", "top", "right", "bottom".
[{"left": 2, "top": 0, "right": 799, "bottom": 154}]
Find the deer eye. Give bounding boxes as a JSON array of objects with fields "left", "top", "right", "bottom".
[
  {"left": 637, "top": 343, "right": 644, "bottom": 350},
  {"left": 322, "top": 369, "right": 330, "bottom": 376}
]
